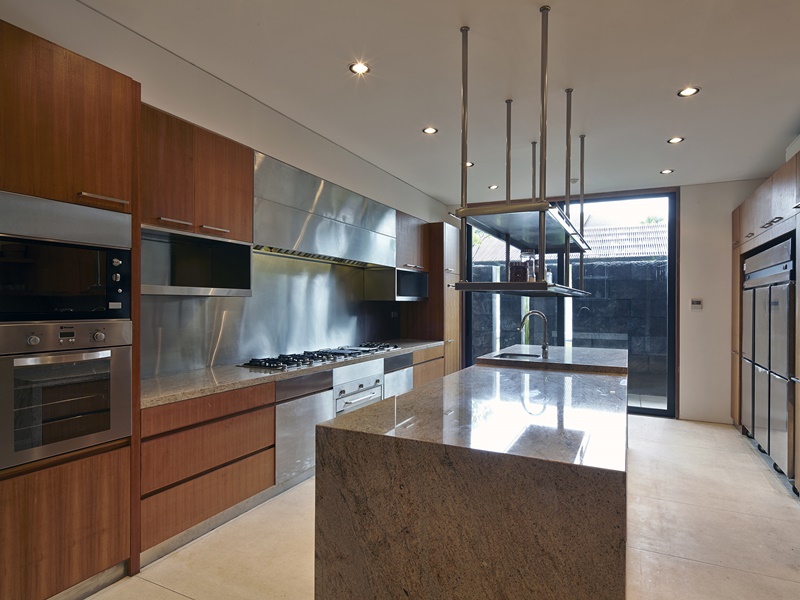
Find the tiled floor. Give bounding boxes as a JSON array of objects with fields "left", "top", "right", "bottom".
[{"left": 91, "top": 416, "right": 800, "bottom": 599}]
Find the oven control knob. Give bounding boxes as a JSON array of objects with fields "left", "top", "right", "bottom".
[
  {"left": 111, "top": 273, "right": 121, "bottom": 282},
  {"left": 93, "top": 332, "right": 106, "bottom": 342},
  {"left": 112, "top": 258, "right": 123, "bottom": 267},
  {"left": 27, "top": 335, "right": 40, "bottom": 346}
]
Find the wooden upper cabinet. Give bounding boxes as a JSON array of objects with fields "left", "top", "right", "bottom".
[
  {"left": 443, "top": 222, "right": 460, "bottom": 275},
  {"left": 194, "top": 127, "right": 254, "bottom": 243},
  {"left": 0, "top": 20, "right": 139, "bottom": 213},
  {"left": 772, "top": 153, "right": 798, "bottom": 223},
  {"left": 140, "top": 104, "right": 254, "bottom": 242},
  {"left": 141, "top": 104, "right": 195, "bottom": 231},
  {"left": 396, "top": 211, "right": 429, "bottom": 272}
]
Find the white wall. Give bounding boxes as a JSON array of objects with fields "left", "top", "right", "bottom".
[
  {"left": 678, "top": 179, "right": 762, "bottom": 423},
  {"left": 0, "top": 0, "right": 449, "bottom": 224}
]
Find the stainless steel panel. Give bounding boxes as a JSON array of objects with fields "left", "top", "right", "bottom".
[
  {"left": 754, "top": 287, "right": 770, "bottom": 368},
  {"left": 384, "top": 366, "right": 413, "bottom": 398},
  {"left": 275, "top": 389, "right": 334, "bottom": 484},
  {"left": 276, "top": 371, "right": 333, "bottom": 402},
  {"left": 741, "top": 289, "right": 754, "bottom": 361},
  {"left": 0, "top": 321, "right": 132, "bottom": 356},
  {"left": 140, "top": 252, "right": 365, "bottom": 378},
  {"left": 385, "top": 353, "right": 413, "bottom": 373},
  {"left": 769, "top": 282, "right": 794, "bottom": 378},
  {"left": 754, "top": 365, "right": 770, "bottom": 452},
  {"left": 332, "top": 358, "right": 384, "bottom": 386},
  {"left": 254, "top": 152, "right": 396, "bottom": 237},
  {"left": 253, "top": 197, "right": 395, "bottom": 267},
  {"left": 741, "top": 358, "right": 753, "bottom": 435},
  {"left": 0, "top": 190, "right": 131, "bottom": 249},
  {"left": 744, "top": 239, "right": 792, "bottom": 275},
  {"left": 769, "top": 373, "right": 793, "bottom": 477},
  {"left": 334, "top": 373, "right": 384, "bottom": 400}
]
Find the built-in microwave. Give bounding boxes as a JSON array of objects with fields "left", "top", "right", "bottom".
[{"left": 0, "top": 190, "right": 132, "bottom": 322}]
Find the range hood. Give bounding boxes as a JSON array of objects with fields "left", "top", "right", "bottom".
[{"left": 253, "top": 152, "right": 396, "bottom": 267}]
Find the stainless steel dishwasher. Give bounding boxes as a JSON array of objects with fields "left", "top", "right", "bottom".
[{"left": 275, "top": 370, "right": 333, "bottom": 485}]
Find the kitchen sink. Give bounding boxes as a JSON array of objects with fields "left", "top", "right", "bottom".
[{"left": 494, "top": 352, "right": 542, "bottom": 360}]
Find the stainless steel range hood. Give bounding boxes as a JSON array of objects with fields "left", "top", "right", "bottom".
[{"left": 253, "top": 152, "right": 396, "bottom": 267}]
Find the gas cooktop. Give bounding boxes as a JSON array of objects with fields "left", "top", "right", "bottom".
[{"left": 240, "top": 342, "right": 400, "bottom": 371}]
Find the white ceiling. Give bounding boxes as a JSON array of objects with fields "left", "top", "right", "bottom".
[{"left": 80, "top": 0, "right": 800, "bottom": 206}]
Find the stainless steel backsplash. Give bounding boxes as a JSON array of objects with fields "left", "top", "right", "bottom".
[{"left": 140, "top": 252, "right": 389, "bottom": 378}]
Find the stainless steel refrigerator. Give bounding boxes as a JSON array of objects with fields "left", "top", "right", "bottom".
[{"left": 741, "top": 239, "right": 795, "bottom": 478}]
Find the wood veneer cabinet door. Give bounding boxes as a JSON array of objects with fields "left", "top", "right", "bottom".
[
  {"left": 772, "top": 154, "right": 798, "bottom": 222},
  {"left": 0, "top": 20, "right": 138, "bottom": 213},
  {"left": 396, "top": 211, "right": 429, "bottom": 272},
  {"left": 0, "top": 447, "right": 130, "bottom": 600},
  {"left": 443, "top": 222, "right": 460, "bottom": 275},
  {"left": 444, "top": 273, "right": 461, "bottom": 375},
  {"left": 140, "top": 104, "right": 195, "bottom": 231},
  {"left": 193, "top": 127, "right": 254, "bottom": 243},
  {"left": 414, "top": 357, "right": 445, "bottom": 388}
]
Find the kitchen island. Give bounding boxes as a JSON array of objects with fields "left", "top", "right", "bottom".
[{"left": 315, "top": 349, "right": 628, "bottom": 600}]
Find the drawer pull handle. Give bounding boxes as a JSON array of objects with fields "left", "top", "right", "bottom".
[
  {"left": 77, "top": 192, "right": 129, "bottom": 205},
  {"left": 159, "top": 217, "right": 193, "bottom": 226},
  {"left": 445, "top": 268, "right": 456, "bottom": 273},
  {"left": 446, "top": 339, "right": 455, "bottom": 343},
  {"left": 745, "top": 233, "right": 754, "bottom": 238},
  {"left": 201, "top": 225, "right": 231, "bottom": 233},
  {"left": 771, "top": 216, "right": 783, "bottom": 223},
  {"left": 447, "top": 283, "right": 456, "bottom": 288}
]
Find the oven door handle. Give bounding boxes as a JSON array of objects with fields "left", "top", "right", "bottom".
[
  {"left": 13, "top": 349, "right": 112, "bottom": 367},
  {"left": 342, "top": 389, "right": 381, "bottom": 406}
]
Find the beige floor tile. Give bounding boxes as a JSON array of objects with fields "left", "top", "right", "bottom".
[
  {"left": 628, "top": 415, "right": 753, "bottom": 453},
  {"left": 627, "top": 547, "right": 800, "bottom": 600},
  {"left": 627, "top": 442, "right": 800, "bottom": 520},
  {"left": 88, "top": 577, "right": 189, "bottom": 600},
  {"left": 140, "top": 478, "right": 315, "bottom": 600},
  {"left": 628, "top": 494, "right": 800, "bottom": 583}
]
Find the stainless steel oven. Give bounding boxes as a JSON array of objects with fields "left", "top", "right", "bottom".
[{"left": 0, "top": 320, "right": 132, "bottom": 470}]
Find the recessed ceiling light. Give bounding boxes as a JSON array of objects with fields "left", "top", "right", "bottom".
[
  {"left": 488, "top": 184, "right": 499, "bottom": 190},
  {"left": 668, "top": 137, "right": 685, "bottom": 144},
  {"left": 349, "top": 62, "right": 370, "bottom": 75},
  {"left": 465, "top": 161, "right": 474, "bottom": 167},
  {"left": 677, "top": 86, "right": 700, "bottom": 97},
  {"left": 422, "top": 127, "right": 438, "bottom": 135},
  {"left": 660, "top": 169, "right": 674, "bottom": 174}
]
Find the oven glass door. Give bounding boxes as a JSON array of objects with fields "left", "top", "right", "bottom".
[
  {"left": 0, "top": 236, "right": 130, "bottom": 321},
  {"left": 1, "top": 346, "right": 132, "bottom": 469}
]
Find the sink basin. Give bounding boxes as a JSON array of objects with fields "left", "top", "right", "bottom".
[{"left": 494, "top": 352, "right": 542, "bottom": 360}]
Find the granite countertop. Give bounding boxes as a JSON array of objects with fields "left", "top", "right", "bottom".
[
  {"left": 475, "top": 344, "right": 628, "bottom": 374},
  {"left": 140, "top": 340, "right": 443, "bottom": 409},
  {"left": 321, "top": 364, "right": 628, "bottom": 472}
]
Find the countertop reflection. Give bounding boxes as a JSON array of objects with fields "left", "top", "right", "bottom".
[{"left": 322, "top": 365, "right": 628, "bottom": 472}]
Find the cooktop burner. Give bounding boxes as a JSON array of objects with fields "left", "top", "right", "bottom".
[{"left": 240, "top": 342, "right": 400, "bottom": 370}]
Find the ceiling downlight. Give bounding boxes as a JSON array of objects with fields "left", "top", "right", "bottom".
[
  {"left": 677, "top": 86, "right": 700, "bottom": 97},
  {"left": 660, "top": 169, "right": 674, "bottom": 174},
  {"left": 422, "top": 127, "right": 438, "bottom": 134},
  {"left": 667, "top": 137, "right": 685, "bottom": 144},
  {"left": 348, "top": 62, "right": 370, "bottom": 75}
]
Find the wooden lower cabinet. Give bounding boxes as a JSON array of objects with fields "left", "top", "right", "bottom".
[
  {"left": 0, "top": 447, "right": 130, "bottom": 600},
  {"left": 141, "top": 448, "right": 275, "bottom": 550},
  {"left": 414, "top": 357, "right": 445, "bottom": 388}
]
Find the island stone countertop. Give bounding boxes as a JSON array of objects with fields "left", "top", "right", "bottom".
[
  {"left": 140, "top": 340, "right": 442, "bottom": 409},
  {"left": 316, "top": 364, "right": 628, "bottom": 599},
  {"left": 475, "top": 344, "right": 628, "bottom": 374}
]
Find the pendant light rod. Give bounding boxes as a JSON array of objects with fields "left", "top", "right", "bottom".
[
  {"left": 531, "top": 141, "right": 537, "bottom": 202},
  {"left": 537, "top": 5, "right": 550, "bottom": 283},
  {"left": 506, "top": 99, "right": 512, "bottom": 205},
  {"left": 564, "top": 87, "right": 573, "bottom": 287},
  {"left": 459, "top": 26, "right": 470, "bottom": 283},
  {"left": 579, "top": 133, "right": 586, "bottom": 290}
]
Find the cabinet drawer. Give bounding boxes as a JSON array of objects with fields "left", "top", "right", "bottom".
[
  {"left": 141, "top": 448, "right": 274, "bottom": 550},
  {"left": 413, "top": 345, "right": 444, "bottom": 364},
  {"left": 142, "top": 383, "right": 276, "bottom": 438},
  {"left": 414, "top": 357, "right": 445, "bottom": 388},
  {"left": 141, "top": 406, "right": 274, "bottom": 495}
]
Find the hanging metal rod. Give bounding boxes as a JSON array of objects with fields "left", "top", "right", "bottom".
[
  {"left": 459, "top": 26, "right": 470, "bottom": 283},
  {"left": 538, "top": 5, "right": 550, "bottom": 283},
  {"left": 579, "top": 134, "right": 586, "bottom": 290},
  {"left": 564, "top": 87, "right": 573, "bottom": 287}
]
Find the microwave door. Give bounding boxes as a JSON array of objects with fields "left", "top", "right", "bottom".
[{"left": 769, "top": 282, "right": 794, "bottom": 379}]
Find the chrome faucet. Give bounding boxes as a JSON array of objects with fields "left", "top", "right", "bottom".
[{"left": 518, "top": 310, "right": 549, "bottom": 359}]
